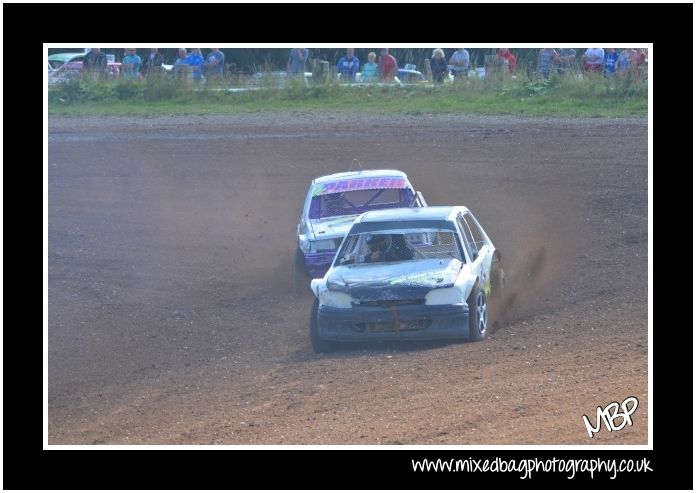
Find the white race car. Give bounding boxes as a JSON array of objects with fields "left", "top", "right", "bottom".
[
  {"left": 296, "top": 169, "right": 427, "bottom": 279},
  {"left": 309, "top": 206, "right": 504, "bottom": 352}
]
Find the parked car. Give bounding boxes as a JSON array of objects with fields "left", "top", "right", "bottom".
[
  {"left": 309, "top": 206, "right": 504, "bottom": 352},
  {"left": 353, "top": 65, "right": 425, "bottom": 84},
  {"left": 446, "top": 65, "right": 486, "bottom": 79},
  {"left": 296, "top": 169, "right": 427, "bottom": 280},
  {"left": 396, "top": 64, "right": 426, "bottom": 84},
  {"left": 249, "top": 71, "right": 313, "bottom": 88},
  {"left": 48, "top": 53, "right": 84, "bottom": 85},
  {"left": 47, "top": 52, "right": 121, "bottom": 85}
]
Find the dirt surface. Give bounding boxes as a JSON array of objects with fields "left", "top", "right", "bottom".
[{"left": 47, "top": 113, "right": 648, "bottom": 445}]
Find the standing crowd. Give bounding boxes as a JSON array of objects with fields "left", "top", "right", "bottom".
[
  {"left": 535, "top": 47, "right": 647, "bottom": 80},
  {"left": 78, "top": 47, "right": 648, "bottom": 85}
]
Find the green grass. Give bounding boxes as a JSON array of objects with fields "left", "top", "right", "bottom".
[{"left": 48, "top": 74, "right": 648, "bottom": 118}]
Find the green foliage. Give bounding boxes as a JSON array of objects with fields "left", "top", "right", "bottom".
[
  {"left": 82, "top": 80, "right": 116, "bottom": 101},
  {"left": 48, "top": 78, "right": 84, "bottom": 104},
  {"left": 113, "top": 80, "right": 142, "bottom": 100},
  {"left": 143, "top": 77, "right": 179, "bottom": 100},
  {"left": 525, "top": 78, "right": 552, "bottom": 95},
  {"left": 48, "top": 69, "right": 648, "bottom": 119}
]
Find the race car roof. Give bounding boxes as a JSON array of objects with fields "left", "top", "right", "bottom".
[
  {"left": 358, "top": 206, "right": 469, "bottom": 223},
  {"left": 311, "top": 169, "right": 412, "bottom": 196},
  {"left": 312, "top": 169, "right": 408, "bottom": 185}
]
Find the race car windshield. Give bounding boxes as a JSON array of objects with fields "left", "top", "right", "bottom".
[
  {"left": 309, "top": 188, "right": 414, "bottom": 219},
  {"left": 336, "top": 230, "right": 464, "bottom": 266}
]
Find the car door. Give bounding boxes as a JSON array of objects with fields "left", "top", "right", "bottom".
[
  {"left": 461, "top": 212, "right": 494, "bottom": 293},
  {"left": 456, "top": 213, "right": 485, "bottom": 280}
]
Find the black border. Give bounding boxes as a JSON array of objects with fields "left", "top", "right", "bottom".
[{"left": 23, "top": 1, "right": 693, "bottom": 490}]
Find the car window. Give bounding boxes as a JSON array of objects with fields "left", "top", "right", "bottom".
[
  {"left": 463, "top": 212, "right": 486, "bottom": 252},
  {"left": 456, "top": 215, "right": 477, "bottom": 261},
  {"left": 335, "top": 229, "right": 463, "bottom": 266},
  {"left": 309, "top": 188, "right": 414, "bottom": 219}
]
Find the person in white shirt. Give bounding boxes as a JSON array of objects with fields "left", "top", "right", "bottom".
[{"left": 449, "top": 48, "right": 470, "bottom": 80}]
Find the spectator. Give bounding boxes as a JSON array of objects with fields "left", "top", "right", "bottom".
[
  {"left": 430, "top": 48, "right": 448, "bottom": 84},
  {"left": 83, "top": 48, "right": 107, "bottom": 77},
  {"left": 142, "top": 48, "right": 164, "bottom": 77},
  {"left": 582, "top": 47, "right": 604, "bottom": 73},
  {"left": 556, "top": 48, "right": 577, "bottom": 75},
  {"left": 186, "top": 48, "right": 205, "bottom": 80},
  {"left": 603, "top": 48, "right": 619, "bottom": 77},
  {"left": 495, "top": 48, "right": 516, "bottom": 75},
  {"left": 121, "top": 48, "right": 141, "bottom": 79},
  {"left": 173, "top": 48, "right": 188, "bottom": 70},
  {"left": 378, "top": 48, "right": 398, "bottom": 82},
  {"left": 536, "top": 48, "right": 558, "bottom": 79},
  {"left": 361, "top": 51, "right": 379, "bottom": 82},
  {"left": 360, "top": 51, "right": 379, "bottom": 82},
  {"left": 615, "top": 48, "right": 633, "bottom": 79},
  {"left": 204, "top": 48, "right": 225, "bottom": 78},
  {"left": 287, "top": 48, "right": 309, "bottom": 76},
  {"left": 449, "top": 48, "right": 470, "bottom": 80},
  {"left": 633, "top": 48, "right": 647, "bottom": 82},
  {"left": 337, "top": 48, "right": 360, "bottom": 82}
]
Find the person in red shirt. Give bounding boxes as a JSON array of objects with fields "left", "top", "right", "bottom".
[
  {"left": 378, "top": 48, "right": 397, "bottom": 82},
  {"left": 633, "top": 48, "right": 647, "bottom": 82},
  {"left": 496, "top": 48, "right": 516, "bottom": 75}
]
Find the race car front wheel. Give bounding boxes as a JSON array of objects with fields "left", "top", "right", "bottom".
[
  {"left": 468, "top": 282, "right": 488, "bottom": 342},
  {"left": 310, "top": 299, "right": 338, "bottom": 353}
]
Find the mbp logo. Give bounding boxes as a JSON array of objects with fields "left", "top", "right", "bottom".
[{"left": 582, "top": 396, "right": 639, "bottom": 438}]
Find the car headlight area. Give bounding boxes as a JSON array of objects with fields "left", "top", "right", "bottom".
[
  {"left": 425, "top": 287, "right": 466, "bottom": 306},
  {"left": 318, "top": 289, "right": 353, "bottom": 309},
  {"left": 310, "top": 239, "right": 338, "bottom": 252},
  {"left": 299, "top": 237, "right": 337, "bottom": 254}
]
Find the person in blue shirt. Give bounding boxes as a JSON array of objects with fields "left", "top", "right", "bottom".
[
  {"left": 615, "top": 49, "right": 633, "bottom": 80},
  {"left": 121, "top": 48, "right": 141, "bottom": 79},
  {"left": 361, "top": 52, "right": 378, "bottom": 82},
  {"left": 186, "top": 48, "right": 205, "bottom": 80},
  {"left": 556, "top": 48, "right": 576, "bottom": 75},
  {"left": 536, "top": 48, "right": 558, "bottom": 79},
  {"left": 204, "top": 48, "right": 225, "bottom": 78},
  {"left": 287, "top": 48, "right": 309, "bottom": 76},
  {"left": 603, "top": 48, "right": 619, "bottom": 77},
  {"left": 337, "top": 48, "right": 360, "bottom": 82},
  {"left": 449, "top": 48, "right": 470, "bottom": 80},
  {"left": 173, "top": 48, "right": 188, "bottom": 69}
]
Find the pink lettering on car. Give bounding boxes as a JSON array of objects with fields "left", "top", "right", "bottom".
[{"left": 314, "top": 177, "right": 406, "bottom": 196}]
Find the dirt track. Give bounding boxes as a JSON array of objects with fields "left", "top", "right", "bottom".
[{"left": 48, "top": 113, "right": 648, "bottom": 444}]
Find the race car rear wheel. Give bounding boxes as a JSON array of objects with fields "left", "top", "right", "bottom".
[
  {"left": 490, "top": 251, "right": 505, "bottom": 299},
  {"left": 468, "top": 282, "right": 488, "bottom": 341},
  {"left": 310, "top": 298, "right": 337, "bottom": 353}
]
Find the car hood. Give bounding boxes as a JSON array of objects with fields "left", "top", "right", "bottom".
[
  {"left": 327, "top": 258, "right": 463, "bottom": 301},
  {"left": 308, "top": 215, "right": 359, "bottom": 241}
]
